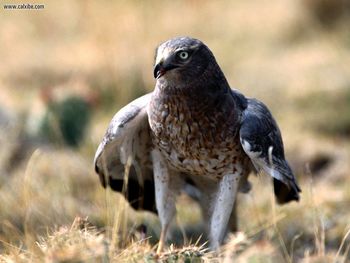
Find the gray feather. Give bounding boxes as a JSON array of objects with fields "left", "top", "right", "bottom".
[
  {"left": 94, "top": 93, "right": 152, "bottom": 178},
  {"left": 239, "top": 98, "right": 301, "bottom": 203},
  {"left": 94, "top": 93, "right": 157, "bottom": 212}
]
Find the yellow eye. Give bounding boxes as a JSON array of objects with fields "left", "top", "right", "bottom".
[{"left": 178, "top": 51, "right": 189, "bottom": 60}]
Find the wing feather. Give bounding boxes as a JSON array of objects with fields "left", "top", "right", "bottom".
[
  {"left": 239, "top": 98, "right": 301, "bottom": 204},
  {"left": 94, "top": 93, "right": 157, "bottom": 212}
]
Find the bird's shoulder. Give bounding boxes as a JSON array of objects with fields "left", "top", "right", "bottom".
[
  {"left": 229, "top": 88, "right": 248, "bottom": 112},
  {"left": 239, "top": 97, "right": 284, "bottom": 156}
]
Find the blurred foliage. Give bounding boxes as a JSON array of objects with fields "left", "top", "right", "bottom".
[
  {"left": 302, "top": 0, "right": 350, "bottom": 28},
  {"left": 40, "top": 96, "right": 92, "bottom": 147},
  {"left": 298, "top": 88, "right": 350, "bottom": 137},
  {"left": 88, "top": 69, "right": 149, "bottom": 114}
]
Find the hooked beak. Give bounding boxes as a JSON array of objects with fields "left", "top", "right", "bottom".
[
  {"left": 153, "top": 61, "right": 179, "bottom": 79},
  {"left": 153, "top": 63, "right": 166, "bottom": 79}
]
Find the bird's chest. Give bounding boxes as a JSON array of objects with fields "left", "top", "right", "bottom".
[{"left": 148, "top": 98, "right": 244, "bottom": 178}]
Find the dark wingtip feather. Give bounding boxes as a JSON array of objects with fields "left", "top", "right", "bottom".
[
  {"left": 274, "top": 178, "right": 301, "bottom": 204},
  {"left": 95, "top": 163, "right": 157, "bottom": 213},
  {"left": 108, "top": 177, "right": 157, "bottom": 213}
]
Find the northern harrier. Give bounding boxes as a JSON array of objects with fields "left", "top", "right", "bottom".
[{"left": 94, "top": 37, "right": 301, "bottom": 252}]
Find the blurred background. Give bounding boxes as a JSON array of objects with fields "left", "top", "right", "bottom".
[{"left": 0, "top": 0, "right": 350, "bottom": 261}]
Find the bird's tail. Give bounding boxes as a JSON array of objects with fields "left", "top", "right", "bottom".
[{"left": 272, "top": 159, "right": 301, "bottom": 204}]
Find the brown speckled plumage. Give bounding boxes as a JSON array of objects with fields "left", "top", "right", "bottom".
[{"left": 148, "top": 76, "right": 249, "bottom": 180}]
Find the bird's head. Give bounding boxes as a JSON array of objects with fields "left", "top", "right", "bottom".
[{"left": 153, "top": 37, "right": 217, "bottom": 84}]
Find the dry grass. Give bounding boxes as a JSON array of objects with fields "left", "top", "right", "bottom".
[{"left": 1, "top": 0, "right": 350, "bottom": 262}]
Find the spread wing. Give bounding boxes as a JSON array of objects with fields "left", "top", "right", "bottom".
[
  {"left": 94, "top": 93, "right": 157, "bottom": 212},
  {"left": 239, "top": 98, "right": 301, "bottom": 204}
]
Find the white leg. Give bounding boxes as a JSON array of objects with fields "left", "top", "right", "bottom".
[
  {"left": 210, "top": 171, "right": 241, "bottom": 250},
  {"left": 152, "top": 149, "right": 181, "bottom": 254}
]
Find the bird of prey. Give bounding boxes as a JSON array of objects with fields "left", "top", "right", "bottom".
[{"left": 94, "top": 36, "right": 301, "bottom": 253}]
